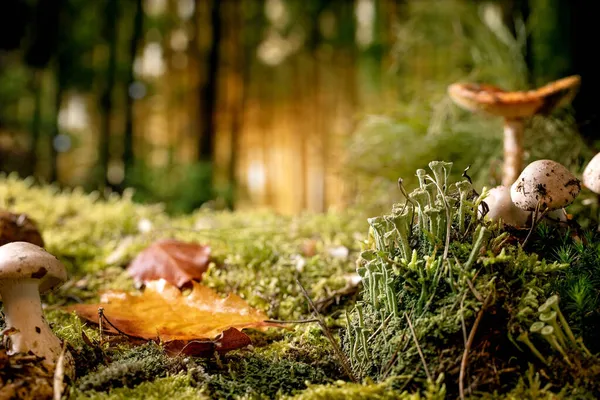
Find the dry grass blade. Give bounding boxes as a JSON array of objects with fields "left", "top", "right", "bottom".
[
  {"left": 404, "top": 312, "right": 432, "bottom": 382},
  {"left": 459, "top": 293, "right": 494, "bottom": 400},
  {"left": 296, "top": 279, "right": 357, "bottom": 382}
]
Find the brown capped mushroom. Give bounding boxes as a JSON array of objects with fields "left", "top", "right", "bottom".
[
  {"left": 0, "top": 242, "right": 73, "bottom": 373},
  {"left": 448, "top": 75, "right": 581, "bottom": 186}
]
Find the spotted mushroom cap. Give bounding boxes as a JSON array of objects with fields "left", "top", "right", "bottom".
[
  {"left": 447, "top": 75, "right": 581, "bottom": 119},
  {"left": 0, "top": 241, "right": 66, "bottom": 294},
  {"left": 510, "top": 160, "right": 581, "bottom": 211},
  {"left": 582, "top": 153, "right": 600, "bottom": 194}
]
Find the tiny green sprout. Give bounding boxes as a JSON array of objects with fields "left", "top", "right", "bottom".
[
  {"left": 428, "top": 161, "right": 453, "bottom": 191},
  {"left": 517, "top": 331, "right": 549, "bottom": 365},
  {"left": 424, "top": 182, "right": 437, "bottom": 206},
  {"left": 360, "top": 250, "right": 377, "bottom": 262},
  {"left": 455, "top": 180, "right": 472, "bottom": 234},
  {"left": 553, "top": 245, "right": 577, "bottom": 264},
  {"left": 530, "top": 321, "right": 545, "bottom": 334},
  {"left": 416, "top": 169, "right": 428, "bottom": 189},
  {"left": 385, "top": 211, "right": 412, "bottom": 261},
  {"left": 540, "top": 295, "right": 577, "bottom": 347},
  {"left": 410, "top": 188, "right": 430, "bottom": 232},
  {"left": 407, "top": 249, "right": 419, "bottom": 272},
  {"left": 539, "top": 311, "right": 566, "bottom": 348},
  {"left": 368, "top": 216, "right": 388, "bottom": 252},
  {"left": 540, "top": 325, "right": 573, "bottom": 367},
  {"left": 464, "top": 226, "right": 489, "bottom": 270},
  {"left": 424, "top": 206, "right": 441, "bottom": 245}
]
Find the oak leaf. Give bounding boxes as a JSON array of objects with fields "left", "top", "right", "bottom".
[
  {"left": 126, "top": 239, "right": 211, "bottom": 287},
  {"left": 65, "top": 280, "right": 282, "bottom": 354}
]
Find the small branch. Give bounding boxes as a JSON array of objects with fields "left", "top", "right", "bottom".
[
  {"left": 98, "top": 307, "right": 134, "bottom": 338},
  {"left": 264, "top": 318, "right": 320, "bottom": 324},
  {"left": 459, "top": 293, "right": 493, "bottom": 400},
  {"left": 404, "top": 312, "right": 432, "bottom": 382},
  {"left": 297, "top": 279, "right": 357, "bottom": 382}
]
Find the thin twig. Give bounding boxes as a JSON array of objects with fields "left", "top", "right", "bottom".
[
  {"left": 404, "top": 312, "right": 432, "bottom": 382},
  {"left": 459, "top": 291, "right": 468, "bottom": 348},
  {"left": 522, "top": 202, "right": 549, "bottom": 249},
  {"left": 368, "top": 313, "right": 393, "bottom": 343},
  {"left": 465, "top": 277, "right": 483, "bottom": 302},
  {"left": 459, "top": 293, "right": 493, "bottom": 400},
  {"left": 264, "top": 318, "right": 320, "bottom": 324},
  {"left": 98, "top": 307, "right": 134, "bottom": 338},
  {"left": 297, "top": 279, "right": 357, "bottom": 382}
]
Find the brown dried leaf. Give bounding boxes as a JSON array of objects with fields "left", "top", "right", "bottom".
[
  {"left": 65, "top": 280, "right": 282, "bottom": 354},
  {"left": 127, "top": 239, "right": 211, "bottom": 287}
]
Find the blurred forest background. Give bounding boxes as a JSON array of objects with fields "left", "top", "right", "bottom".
[{"left": 0, "top": 0, "right": 597, "bottom": 215}]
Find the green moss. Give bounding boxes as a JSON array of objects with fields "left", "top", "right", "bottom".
[
  {"left": 70, "top": 374, "right": 208, "bottom": 400},
  {"left": 283, "top": 380, "right": 401, "bottom": 400},
  {"left": 74, "top": 342, "right": 189, "bottom": 393}
]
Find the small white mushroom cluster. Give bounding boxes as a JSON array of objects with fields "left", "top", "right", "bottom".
[
  {"left": 0, "top": 241, "right": 74, "bottom": 374},
  {"left": 481, "top": 159, "right": 580, "bottom": 227}
]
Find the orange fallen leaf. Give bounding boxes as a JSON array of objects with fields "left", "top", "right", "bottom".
[
  {"left": 127, "top": 239, "right": 211, "bottom": 287},
  {"left": 65, "top": 280, "right": 282, "bottom": 354}
]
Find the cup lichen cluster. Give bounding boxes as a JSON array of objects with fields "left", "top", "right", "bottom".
[{"left": 344, "top": 161, "right": 600, "bottom": 398}]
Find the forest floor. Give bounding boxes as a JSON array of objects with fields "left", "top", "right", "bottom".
[
  {"left": 1, "top": 172, "right": 600, "bottom": 400},
  {"left": 0, "top": 176, "right": 372, "bottom": 399}
]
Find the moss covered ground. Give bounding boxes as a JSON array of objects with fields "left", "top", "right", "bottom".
[
  {"left": 0, "top": 174, "right": 365, "bottom": 399},
  {"left": 1, "top": 164, "right": 600, "bottom": 399}
]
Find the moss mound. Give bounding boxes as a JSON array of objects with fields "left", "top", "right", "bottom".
[{"left": 344, "top": 161, "right": 600, "bottom": 398}]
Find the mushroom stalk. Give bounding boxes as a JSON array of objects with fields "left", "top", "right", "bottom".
[
  {"left": 502, "top": 118, "right": 524, "bottom": 186},
  {"left": 0, "top": 279, "right": 63, "bottom": 368}
]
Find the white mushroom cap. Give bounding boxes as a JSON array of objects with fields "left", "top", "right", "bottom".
[
  {"left": 582, "top": 152, "right": 600, "bottom": 194},
  {"left": 510, "top": 159, "right": 581, "bottom": 211},
  {"left": 0, "top": 242, "right": 72, "bottom": 374},
  {"left": 0, "top": 241, "right": 66, "bottom": 297},
  {"left": 479, "top": 185, "right": 529, "bottom": 227}
]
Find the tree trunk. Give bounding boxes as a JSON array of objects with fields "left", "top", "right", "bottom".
[
  {"left": 98, "top": 0, "right": 119, "bottom": 189},
  {"left": 198, "top": 0, "right": 222, "bottom": 164},
  {"left": 226, "top": 0, "right": 245, "bottom": 209},
  {"left": 29, "top": 69, "right": 43, "bottom": 177},
  {"left": 50, "top": 69, "right": 64, "bottom": 183},
  {"left": 123, "top": 0, "right": 144, "bottom": 189}
]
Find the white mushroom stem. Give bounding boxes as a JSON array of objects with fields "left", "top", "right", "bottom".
[
  {"left": 502, "top": 118, "right": 525, "bottom": 186},
  {"left": 0, "top": 279, "right": 63, "bottom": 368}
]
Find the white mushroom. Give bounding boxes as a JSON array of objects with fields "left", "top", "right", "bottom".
[
  {"left": 582, "top": 152, "right": 600, "bottom": 194},
  {"left": 479, "top": 185, "right": 530, "bottom": 227},
  {"left": 0, "top": 242, "right": 72, "bottom": 372},
  {"left": 510, "top": 159, "right": 581, "bottom": 212}
]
